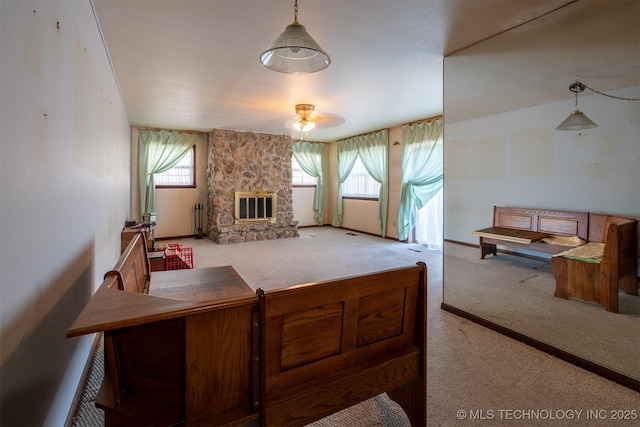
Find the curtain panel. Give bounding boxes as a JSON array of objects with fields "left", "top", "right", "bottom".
[
  {"left": 397, "top": 118, "right": 443, "bottom": 241},
  {"left": 138, "top": 129, "right": 199, "bottom": 216},
  {"left": 332, "top": 130, "right": 389, "bottom": 237},
  {"left": 292, "top": 141, "right": 326, "bottom": 225}
]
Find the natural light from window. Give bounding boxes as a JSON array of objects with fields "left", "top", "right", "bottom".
[
  {"left": 291, "top": 156, "right": 317, "bottom": 186},
  {"left": 155, "top": 146, "right": 195, "bottom": 187},
  {"left": 342, "top": 156, "right": 380, "bottom": 198}
]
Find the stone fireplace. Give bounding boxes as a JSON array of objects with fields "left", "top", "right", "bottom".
[{"left": 207, "top": 129, "right": 298, "bottom": 244}]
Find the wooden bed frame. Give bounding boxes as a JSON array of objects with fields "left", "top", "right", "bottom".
[
  {"left": 258, "top": 262, "right": 427, "bottom": 427},
  {"left": 67, "top": 233, "right": 427, "bottom": 426}
]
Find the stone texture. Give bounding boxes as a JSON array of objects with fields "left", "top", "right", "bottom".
[{"left": 207, "top": 129, "right": 298, "bottom": 244}]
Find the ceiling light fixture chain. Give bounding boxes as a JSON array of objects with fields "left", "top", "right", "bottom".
[
  {"left": 556, "top": 77, "right": 639, "bottom": 131},
  {"left": 576, "top": 78, "right": 640, "bottom": 102}
]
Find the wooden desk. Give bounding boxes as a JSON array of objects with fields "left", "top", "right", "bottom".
[{"left": 67, "top": 266, "right": 259, "bottom": 426}]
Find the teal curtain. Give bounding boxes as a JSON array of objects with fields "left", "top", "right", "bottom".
[
  {"left": 138, "top": 129, "right": 199, "bottom": 216},
  {"left": 331, "top": 138, "right": 359, "bottom": 227},
  {"left": 397, "top": 118, "right": 443, "bottom": 241},
  {"left": 293, "top": 141, "right": 326, "bottom": 225},
  {"left": 355, "top": 130, "right": 389, "bottom": 237},
  {"left": 332, "top": 130, "right": 389, "bottom": 237}
]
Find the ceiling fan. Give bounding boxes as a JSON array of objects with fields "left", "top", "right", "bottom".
[{"left": 290, "top": 104, "right": 344, "bottom": 140}]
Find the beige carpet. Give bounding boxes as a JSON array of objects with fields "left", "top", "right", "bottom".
[
  {"left": 444, "top": 242, "right": 640, "bottom": 379},
  {"left": 70, "top": 227, "right": 640, "bottom": 426}
]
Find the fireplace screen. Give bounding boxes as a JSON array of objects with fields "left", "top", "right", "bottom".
[{"left": 235, "top": 191, "right": 277, "bottom": 223}]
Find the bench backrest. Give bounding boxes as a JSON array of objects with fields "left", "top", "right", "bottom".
[
  {"left": 258, "top": 262, "right": 427, "bottom": 427},
  {"left": 493, "top": 206, "right": 589, "bottom": 241},
  {"left": 105, "top": 231, "right": 151, "bottom": 293}
]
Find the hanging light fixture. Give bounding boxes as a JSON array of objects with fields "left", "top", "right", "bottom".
[
  {"left": 556, "top": 78, "right": 640, "bottom": 131},
  {"left": 260, "top": 0, "right": 331, "bottom": 74},
  {"left": 292, "top": 104, "right": 316, "bottom": 133},
  {"left": 556, "top": 80, "right": 598, "bottom": 130}
]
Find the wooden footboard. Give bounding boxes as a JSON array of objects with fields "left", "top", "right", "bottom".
[{"left": 257, "top": 262, "right": 427, "bottom": 427}]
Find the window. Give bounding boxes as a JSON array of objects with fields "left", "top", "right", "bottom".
[
  {"left": 155, "top": 146, "right": 195, "bottom": 187},
  {"left": 342, "top": 156, "right": 380, "bottom": 198},
  {"left": 291, "top": 156, "right": 317, "bottom": 186}
]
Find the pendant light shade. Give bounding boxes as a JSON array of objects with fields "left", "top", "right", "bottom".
[
  {"left": 556, "top": 80, "right": 598, "bottom": 130},
  {"left": 260, "top": 0, "right": 330, "bottom": 74},
  {"left": 555, "top": 109, "right": 598, "bottom": 131}
]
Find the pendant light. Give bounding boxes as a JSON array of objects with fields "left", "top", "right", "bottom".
[
  {"left": 260, "top": 0, "right": 331, "bottom": 74},
  {"left": 556, "top": 78, "right": 640, "bottom": 131},
  {"left": 556, "top": 81, "right": 598, "bottom": 130}
]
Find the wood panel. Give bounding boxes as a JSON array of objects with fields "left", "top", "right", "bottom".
[
  {"left": 259, "top": 262, "right": 427, "bottom": 427},
  {"left": 186, "top": 305, "right": 256, "bottom": 422},
  {"left": 552, "top": 217, "right": 638, "bottom": 313}
]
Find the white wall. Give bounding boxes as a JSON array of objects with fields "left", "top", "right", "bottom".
[
  {"left": 0, "top": 1, "right": 130, "bottom": 425},
  {"left": 444, "top": 86, "right": 640, "bottom": 245},
  {"left": 292, "top": 187, "right": 318, "bottom": 226}
]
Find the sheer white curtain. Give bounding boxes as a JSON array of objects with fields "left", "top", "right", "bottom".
[
  {"left": 293, "top": 141, "right": 326, "bottom": 225},
  {"left": 397, "top": 118, "right": 443, "bottom": 242},
  {"left": 414, "top": 188, "right": 443, "bottom": 248},
  {"left": 138, "top": 129, "right": 199, "bottom": 216}
]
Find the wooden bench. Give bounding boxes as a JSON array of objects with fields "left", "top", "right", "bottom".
[
  {"left": 257, "top": 262, "right": 427, "bottom": 427},
  {"left": 472, "top": 206, "right": 589, "bottom": 259},
  {"left": 551, "top": 214, "right": 638, "bottom": 313},
  {"left": 105, "top": 231, "right": 150, "bottom": 293},
  {"left": 472, "top": 206, "right": 638, "bottom": 313},
  {"left": 68, "top": 233, "right": 427, "bottom": 426}
]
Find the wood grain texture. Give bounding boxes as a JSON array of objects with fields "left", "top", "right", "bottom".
[
  {"left": 258, "top": 262, "right": 427, "bottom": 427},
  {"left": 552, "top": 217, "right": 638, "bottom": 313}
]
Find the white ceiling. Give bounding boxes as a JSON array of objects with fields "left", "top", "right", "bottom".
[{"left": 92, "top": 0, "right": 637, "bottom": 142}]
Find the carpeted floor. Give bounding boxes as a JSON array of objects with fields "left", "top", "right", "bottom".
[
  {"left": 444, "top": 242, "right": 640, "bottom": 379},
  {"left": 69, "top": 227, "right": 640, "bottom": 426}
]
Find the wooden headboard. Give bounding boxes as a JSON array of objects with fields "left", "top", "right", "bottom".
[{"left": 257, "top": 262, "right": 426, "bottom": 427}]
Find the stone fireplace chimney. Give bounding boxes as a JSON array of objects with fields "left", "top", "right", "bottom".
[{"left": 207, "top": 129, "right": 299, "bottom": 244}]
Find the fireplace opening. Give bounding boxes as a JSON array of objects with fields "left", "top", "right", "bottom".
[{"left": 235, "top": 191, "right": 277, "bottom": 223}]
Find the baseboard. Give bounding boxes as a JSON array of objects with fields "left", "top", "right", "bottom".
[{"left": 440, "top": 303, "right": 640, "bottom": 393}]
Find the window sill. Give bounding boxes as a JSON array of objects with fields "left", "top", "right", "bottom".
[{"left": 342, "top": 196, "right": 379, "bottom": 201}]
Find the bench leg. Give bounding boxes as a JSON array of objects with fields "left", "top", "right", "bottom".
[
  {"left": 551, "top": 257, "right": 569, "bottom": 300},
  {"left": 479, "top": 239, "right": 497, "bottom": 259}
]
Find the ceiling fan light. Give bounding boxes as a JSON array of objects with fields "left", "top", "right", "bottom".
[
  {"left": 292, "top": 103, "right": 316, "bottom": 133},
  {"left": 555, "top": 108, "right": 598, "bottom": 130}
]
